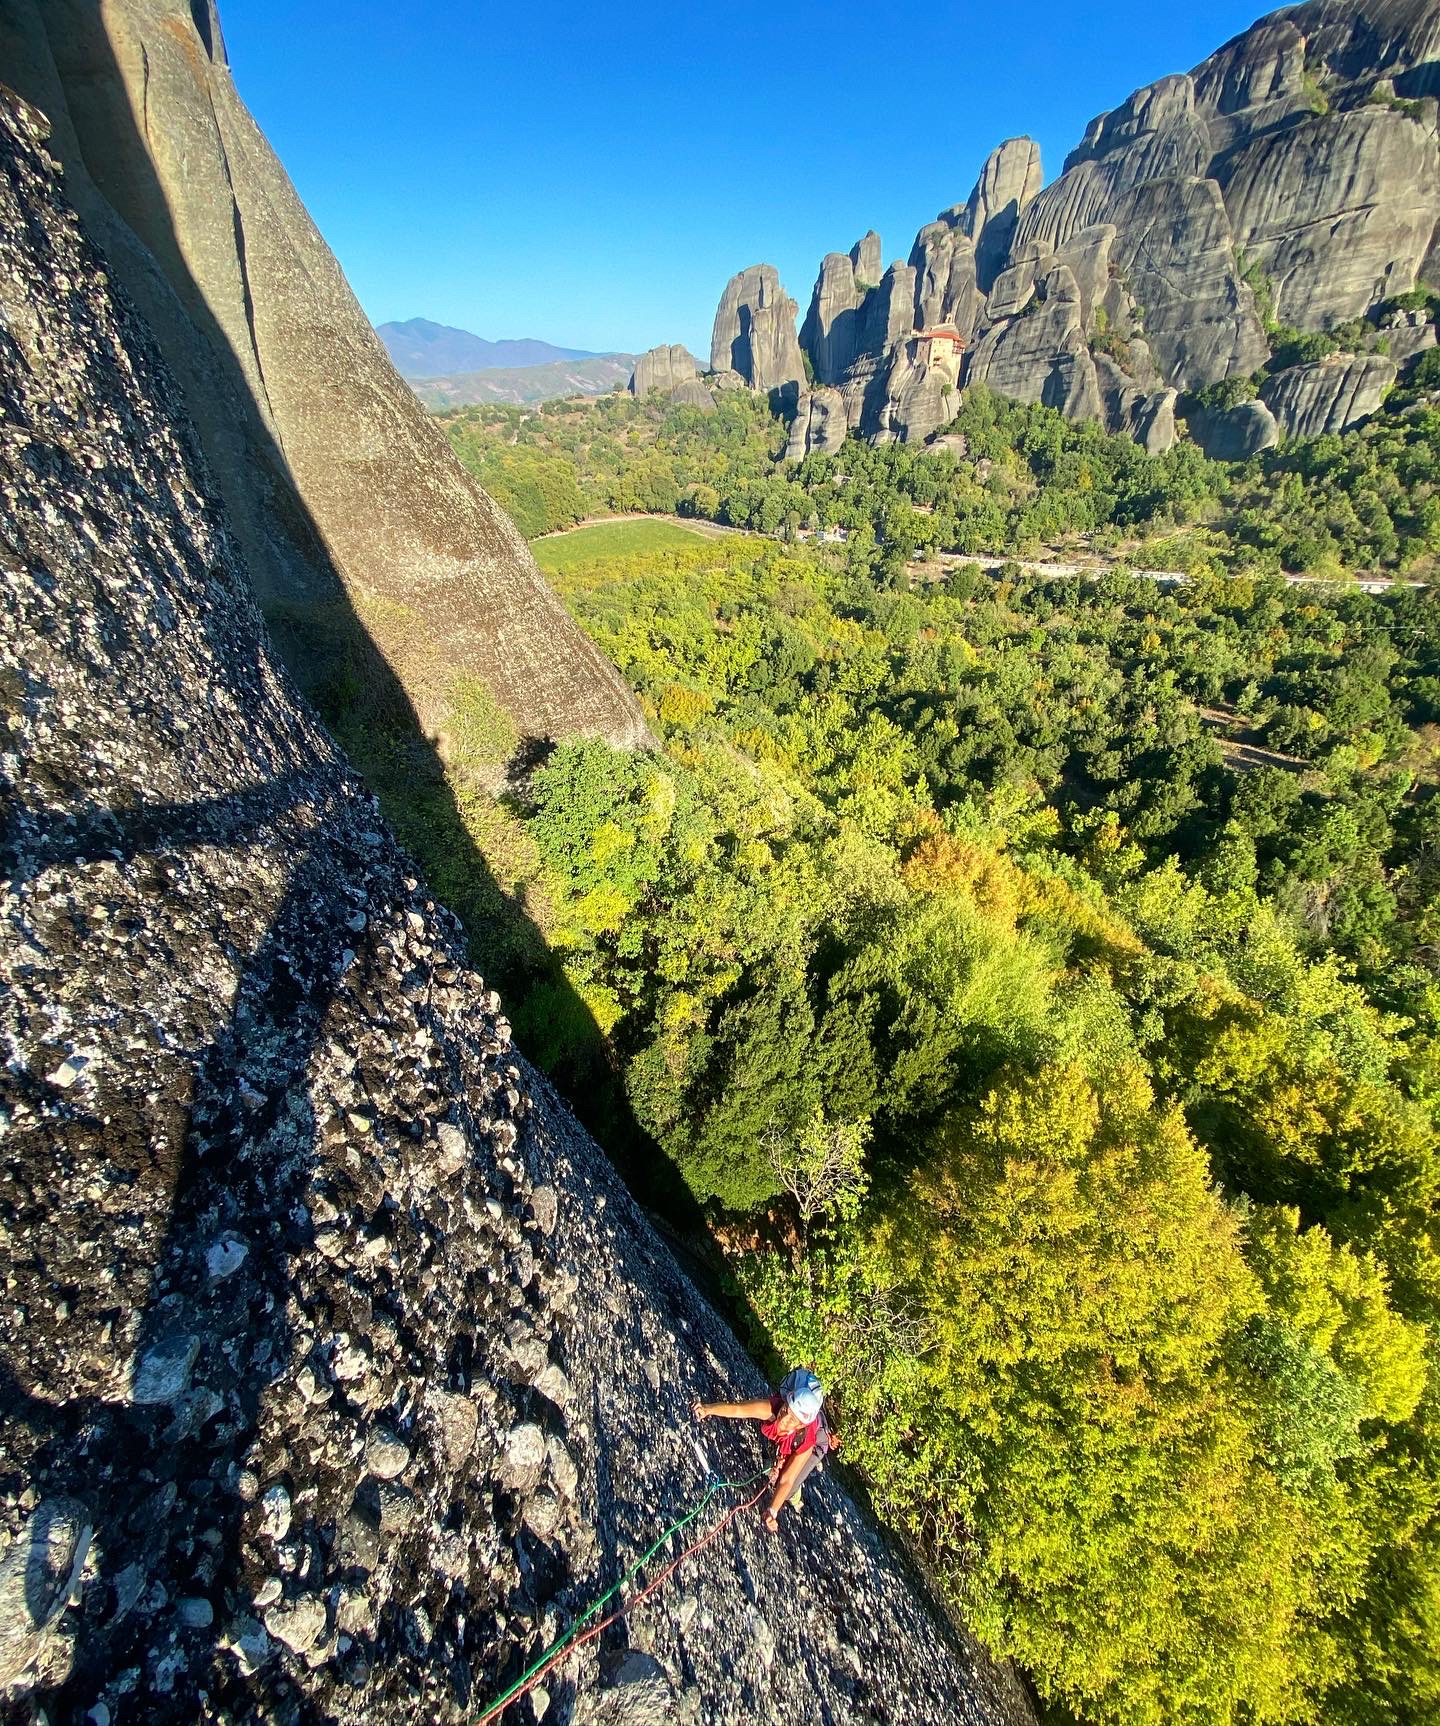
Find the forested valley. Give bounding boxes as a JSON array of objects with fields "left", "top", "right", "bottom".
[{"left": 296, "top": 382, "right": 1440, "bottom": 1726}]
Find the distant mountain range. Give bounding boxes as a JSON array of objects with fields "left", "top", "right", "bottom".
[
  {"left": 409, "top": 354, "right": 636, "bottom": 409},
  {"left": 376, "top": 317, "right": 604, "bottom": 378}
]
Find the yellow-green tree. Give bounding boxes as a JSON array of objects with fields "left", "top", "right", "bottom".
[{"left": 881, "top": 1063, "right": 1348, "bottom": 1725}]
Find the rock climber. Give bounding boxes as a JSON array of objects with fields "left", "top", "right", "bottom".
[{"left": 692, "top": 1367, "right": 828, "bottom": 1533}]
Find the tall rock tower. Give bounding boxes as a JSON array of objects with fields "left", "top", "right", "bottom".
[
  {"left": 0, "top": 0, "right": 650, "bottom": 754},
  {"left": 710, "top": 264, "right": 807, "bottom": 397}
]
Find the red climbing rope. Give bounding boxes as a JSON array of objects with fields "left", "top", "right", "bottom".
[{"left": 474, "top": 1479, "right": 769, "bottom": 1725}]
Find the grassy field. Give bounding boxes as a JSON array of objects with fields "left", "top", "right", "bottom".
[{"left": 531, "top": 517, "right": 711, "bottom": 571}]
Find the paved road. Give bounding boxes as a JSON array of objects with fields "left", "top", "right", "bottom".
[{"left": 911, "top": 548, "right": 1424, "bottom": 596}]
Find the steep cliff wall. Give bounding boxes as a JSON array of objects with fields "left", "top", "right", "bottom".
[
  {"left": 762, "top": 0, "right": 1440, "bottom": 456},
  {"left": 0, "top": 86, "right": 1025, "bottom": 1726},
  {"left": 710, "top": 266, "right": 807, "bottom": 401},
  {"left": 0, "top": 0, "right": 649, "bottom": 754}
]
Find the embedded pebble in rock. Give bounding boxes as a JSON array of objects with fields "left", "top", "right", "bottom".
[
  {"left": 0, "top": 81, "right": 1028, "bottom": 1726},
  {"left": 427, "top": 1389, "right": 478, "bottom": 1468},
  {"left": 177, "top": 1598, "right": 213, "bottom": 1630},
  {"left": 547, "top": 1437, "right": 579, "bottom": 1500},
  {"left": 263, "top": 1598, "right": 329, "bottom": 1657},
  {"left": 746, "top": 1604, "right": 777, "bottom": 1669},
  {"left": 336, "top": 1587, "right": 373, "bottom": 1636},
  {"left": 260, "top": 1486, "right": 292, "bottom": 1542},
  {"left": 375, "top": 1482, "right": 417, "bottom": 1534},
  {"left": 337, "top": 1511, "right": 380, "bottom": 1572},
  {"left": 506, "top": 1319, "right": 550, "bottom": 1382},
  {"left": 522, "top": 1489, "right": 562, "bottom": 1541},
  {"left": 529, "top": 1185, "right": 559, "bottom": 1236},
  {"left": 499, "top": 1424, "right": 548, "bottom": 1493},
  {"left": 331, "top": 1337, "right": 370, "bottom": 1382},
  {"left": 130, "top": 1333, "right": 200, "bottom": 1405},
  {"left": 205, "top": 1236, "right": 249, "bottom": 1281},
  {"left": 0, "top": 1500, "right": 92, "bottom": 1689},
  {"left": 226, "top": 1618, "right": 271, "bottom": 1677},
  {"left": 575, "top": 1651, "right": 680, "bottom": 1726},
  {"left": 434, "top": 1122, "right": 470, "bottom": 1176},
  {"left": 110, "top": 1565, "right": 146, "bottom": 1621},
  {"left": 364, "top": 1428, "right": 412, "bottom": 1480}
]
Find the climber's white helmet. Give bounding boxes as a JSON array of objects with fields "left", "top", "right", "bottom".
[{"left": 780, "top": 1367, "right": 823, "bottom": 1421}]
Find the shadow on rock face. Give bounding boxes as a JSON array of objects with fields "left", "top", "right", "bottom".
[
  {"left": 0, "top": 70, "right": 602, "bottom": 1722},
  {"left": 0, "top": 33, "right": 1035, "bottom": 1726}
]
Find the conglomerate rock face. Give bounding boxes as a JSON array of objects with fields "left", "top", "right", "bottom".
[
  {"left": 0, "top": 0, "right": 649, "bottom": 754},
  {"left": 1259, "top": 352, "right": 1400, "bottom": 438},
  {"left": 716, "top": 0, "right": 1440, "bottom": 456},
  {"left": 629, "top": 345, "right": 707, "bottom": 403},
  {"left": 709, "top": 265, "right": 806, "bottom": 398},
  {"left": 0, "top": 86, "right": 1027, "bottom": 1726}
]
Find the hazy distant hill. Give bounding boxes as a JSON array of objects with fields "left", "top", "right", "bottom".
[
  {"left": 411, "top": 353, "right": 636, "bottom": 408},
  {"left": 378, "top": 317, "right": 600, "bottom": 377}
]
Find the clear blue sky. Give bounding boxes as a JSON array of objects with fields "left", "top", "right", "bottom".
[{"left": 220, "top": 0, "right": 1274, "bottom": 359}]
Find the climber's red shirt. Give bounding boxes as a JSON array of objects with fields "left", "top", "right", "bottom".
[{"left": 761, "top": 1394, "right": 819, "bottom": 1462}]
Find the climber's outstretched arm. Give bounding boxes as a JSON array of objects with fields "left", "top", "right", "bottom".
[{"left": 692, "top": 1397, "right": 773, "bottom": 1421}]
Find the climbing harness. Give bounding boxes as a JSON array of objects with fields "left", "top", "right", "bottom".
[{"left": 474, "top": 1466, "right": 769, "bottom": 1724}]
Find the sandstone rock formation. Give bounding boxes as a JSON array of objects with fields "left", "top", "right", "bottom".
[
  {"left": 909, "top": 219, "right": 984, "bottom": 337},
  {"left": 877, "top": 348, "right": 963, "bottom": 445},
  {"left": 709, "top": 265, "right": 806, "bottom": 398},
  {"left": 995, "top": 0, "right": 1440, "bottom": 436},
  {"left": 1260, "top": 353, "right": 1398, "bottom": 439},
  {"left": 800, "top": 250, "right": 871, "bottom": 386},
  {"left": 746, "top": 0, "right": 1440, "bottom": 455},
  {"left": 630, "top": 344, "right": 705, "bottom": 400},
  {"left": 785, "top": 387, "right": 849, "bottom": 460},
  {"left": 1111, "top": 383, "right": 1181, "bottom": 455},
  {"left": 850, "top": 229, "right": 883, "bottom": 287},
  {"left": 1185, "top": 398, "right": 1281, "bottom": 460},
  {"left": 1385, "top": 309, "right": 1439, "bottom": 368},
  {"left": 965, "top": 139, "right": 1043, "bottom": 293},
  {"left": 775, "top": 136, "right": 1178, "bottom": 453},
  {"left": 0, "top": 83, "right": 1028, "bottom": 1726},
  {"left": 792, "top": 237, "right": 968, "bottom": 446},
  {"left": 1223, "top": 104, "right": 1438, "bottom": 328},
  {"left": 0, "top": 1, "right": 649, "bottom": 756},
  {"left": 967, "top": 266, "right": 1093, "bottom": 413}
]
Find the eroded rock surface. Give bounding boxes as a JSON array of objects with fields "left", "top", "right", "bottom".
[
  {"left": 0, "top": 1, "right": 649, "bottom": 754},
  {"left": 629, "top": 346, "right": 711, "bottom": 408},
  {"left": 1187, "top": 397, "right": 1281, "bottom": 460},
  {"left": 0, "top": 86, "right": 1025, "bottom": 1726},
  {"left": 1260, "top": 353, "right": 1398, "bottom": 439},
  {"left": 718, "top": 0, "right": 1440, "bottom": 452},
  {"left": 709, "top": 265, "right": 806, "bottom": 399},
  {"left": 784, "top": 387, "right": 849, "bottom": 460}
]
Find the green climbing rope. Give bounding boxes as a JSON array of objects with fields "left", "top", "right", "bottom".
[{"left": 476, "top": 1466, "right": 769, "bottom": 1724}]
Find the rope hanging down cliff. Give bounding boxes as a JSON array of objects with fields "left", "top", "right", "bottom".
[{"left": 474, "top": 1468, "right": 769, "bottom": 1724}]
